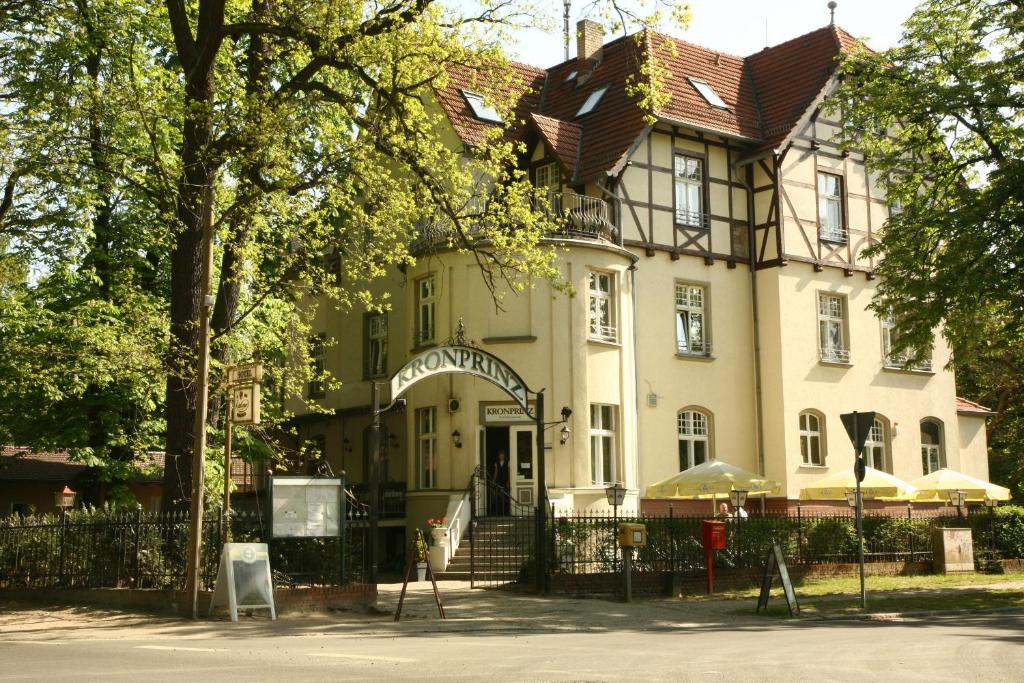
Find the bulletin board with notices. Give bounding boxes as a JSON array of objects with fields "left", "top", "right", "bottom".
[{"left": 270, "top": 476, "right": 344, "bottom": 538}]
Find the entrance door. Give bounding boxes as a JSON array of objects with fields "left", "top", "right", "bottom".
[{"left": 510, "top": 426, "right": 536, "bottom": 506}]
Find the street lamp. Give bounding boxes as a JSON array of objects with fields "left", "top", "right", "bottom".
[
  {"left": 54, "top": 485, "right": 76, "bottom": 511},
  {"left": 605, "top": 482, "right": 627, "bottom": 568},
  {"left": 948, "top": 489, "right": 966, "bottom": 519},
  {"left": 559, "top": 425, "right": 571, "bottom": 445},
  {"left": 729, "top": 489, "right": 748, "bottom": 512}
]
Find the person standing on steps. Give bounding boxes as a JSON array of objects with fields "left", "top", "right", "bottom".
[{"left": 493, "top": 450, "right": 511, "bottom": 516}]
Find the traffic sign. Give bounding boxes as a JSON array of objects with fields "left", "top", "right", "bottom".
[{"left": 840, "top": 411, "right": 876, "bottom": 454}]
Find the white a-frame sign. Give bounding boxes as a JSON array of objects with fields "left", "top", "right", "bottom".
[{"left": 208, "top": 543, "right": 277, "bottom": 621}]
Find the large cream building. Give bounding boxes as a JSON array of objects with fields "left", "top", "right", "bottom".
[{"left": 285, "top": 21, "right": 991, "bottom": 532}]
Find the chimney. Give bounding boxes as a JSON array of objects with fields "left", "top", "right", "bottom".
[{"left": 577, "top": 19, "right": 604, "bottom": 63}]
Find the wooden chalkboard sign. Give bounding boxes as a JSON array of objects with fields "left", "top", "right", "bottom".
[{"left": 756, "top": 543, "right": 799, "bottom": 616}]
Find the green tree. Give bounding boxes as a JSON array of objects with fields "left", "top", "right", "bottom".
[{"left": 830, "top": 0, "right": 1023, "bottom": 492}]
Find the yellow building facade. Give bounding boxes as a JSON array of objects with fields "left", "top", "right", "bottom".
[{"left": 285, "top": 22, "right": 991, "bottom": 533}]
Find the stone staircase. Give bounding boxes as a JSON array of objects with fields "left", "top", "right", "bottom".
[{"left": 435, "top": 516, "right": 532, "bottom": 583}]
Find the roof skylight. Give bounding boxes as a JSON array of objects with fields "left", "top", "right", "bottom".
[
  {"left": 688, "top": 78, "right": 728, "bottom": 109},
  {"left": 575, "top": 85, "right": 609, "bottom": 117},
  {"left": 564, "top": 70, "right": 577, "bottom": 82},
  {"left": 461, "top": 90, "right": 503, "bottom": 123}
]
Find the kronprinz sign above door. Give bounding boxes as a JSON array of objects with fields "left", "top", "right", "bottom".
[{"left": 390, "top": 345, "right": 531, "bottom": 415}]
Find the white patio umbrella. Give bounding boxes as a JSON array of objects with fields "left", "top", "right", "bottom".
[
  {"left": 800, "top": 466, "right": 917, "bottom": 501},
  {"left": 645, "top": 459, "right": 780, "bottom": 514},
  {"left": 908, "top": 468, "right": 1011, "bottom": 503}
]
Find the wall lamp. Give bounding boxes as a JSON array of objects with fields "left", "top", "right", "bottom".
[
  {"left": 560, "top": 425, "right": 571, "bottom": 445},
  {"left": 452, "top": 429, "right": 463, "bottom": 448}
]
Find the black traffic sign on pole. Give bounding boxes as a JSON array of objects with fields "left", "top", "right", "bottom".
[{"left": 839, "top": 410, "right": 874, "bottom": 610}]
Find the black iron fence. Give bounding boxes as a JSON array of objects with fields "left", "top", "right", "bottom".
[
  {"left": 0, "top": 507, "right": 368, "bottom": 591},
  {"left": 551, "top": 508, "right": 1018, "bottom": 576}
]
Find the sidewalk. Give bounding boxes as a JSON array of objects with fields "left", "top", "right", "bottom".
[{"left": 2, "top": 578, "right": 1022, "bottom": 641}]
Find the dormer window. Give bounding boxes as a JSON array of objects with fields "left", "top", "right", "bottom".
[
  {"left": 688, "top": 77, "right": 728, "bottom": 109},
  {"left": 575, "top": 85, "right": 608, "bottom": 117},
  {"left": 461, "top": 90, "right": 503, "bottom": 123}
]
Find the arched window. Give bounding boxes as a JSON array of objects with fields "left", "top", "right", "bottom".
[
  {"left": 921, "top": 419, "right": 945, "bottom": 474},
  {"left": 864, "top": 417, "right": 890, "bottom": 473},
  {"left": 799, "top": 411, "right": 825, "bottom": 466},
  {"left": 678, "top": 409, "right": 711, "bottom": 471}
]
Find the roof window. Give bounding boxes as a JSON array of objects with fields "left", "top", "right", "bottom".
[
  {"left": 564, "top": 70, "right": 577, "bottom": 82},
  {"left": 461, "top": 90, "right": 503, "bottom": 123},
  {"left": 575, "top": 85, "right": 609, "bottom": 117},
  {"left": 688, "top": 78, "right": 728, "bottom": 109}
]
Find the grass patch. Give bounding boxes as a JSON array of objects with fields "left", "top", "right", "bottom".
[
  {"left": 746, "top": 589, "right": 1024, "bottom": 617},
  {"left": 710, "top": 570, "right": 1024, "bottom": 601}
]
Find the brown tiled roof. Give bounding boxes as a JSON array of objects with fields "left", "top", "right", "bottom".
[
  {"left": 746, "top": 25, "right": 864, "bottom": 151},
  {"left": 0, "top": 446, "right": 165, "bottom": 482},
  {"left": 436, "top": 60, "right": 546, "bottom": 148},
  {"left": 530, "top": 113, "right": 582, "bottom": 176},
  {"left": 437, "top": 23, "right": 869, "bottom": 181},
  {"left": 956, "top": 397, "right": 995, "bottom": 416}
]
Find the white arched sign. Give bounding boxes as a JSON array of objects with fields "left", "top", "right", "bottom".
[{"left": 388, "top": 345, "right": 532, "bottom": 416}]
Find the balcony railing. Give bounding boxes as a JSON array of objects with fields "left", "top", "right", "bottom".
[
  {"left": 820, "top": 346, "right": 851, "bottom": 364},
  {"left": 674, "top": 208, "right": 710, "bottom": 229},
  {"left": 884, "top": 354, "right": 933, "bottom": 372},
  {"left": 677, "top": 339, "right": 712, "bottom": 357},
  {"left": 409, "top": 192, "right": 619, "bottom": 256},
  {"left": 542, "top": 191, "right": 617, "bottom": 242},
  {"left": 819, "top": 225, "right": 849, "bottom": 243}
]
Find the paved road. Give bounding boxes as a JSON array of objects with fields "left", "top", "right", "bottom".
[{"left": 1, "top": 610, "right": 1022, "bottom": 681}]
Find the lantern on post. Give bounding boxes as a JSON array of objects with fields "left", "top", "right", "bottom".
[{"left": 54, "top": 485, "right": 76, "bottom": 510}]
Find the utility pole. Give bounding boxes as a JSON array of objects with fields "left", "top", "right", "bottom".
[{"left": 184, "top": 186, "right": 216, "bottom": 620}]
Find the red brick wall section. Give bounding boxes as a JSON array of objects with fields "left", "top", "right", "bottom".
[
  {"left": 550, "top": 561, "right": 933, "bottom": 598},
  {"left": 1, "top": 584, "right": 378, "bottom": 617}
]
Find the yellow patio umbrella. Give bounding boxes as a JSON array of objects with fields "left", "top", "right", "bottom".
[
  {"left": 800, "top": 466, "right": 918, "bottom": 500},
  {"left": 644, "top": 459, "right": 781, "bottom": 499},
  {"left": 908, "top": 468, "right": 1011, "bottom": 503}
]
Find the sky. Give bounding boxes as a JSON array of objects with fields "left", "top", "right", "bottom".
[{"left": 472, "top": 0, "right": 921, "bottom": 68}]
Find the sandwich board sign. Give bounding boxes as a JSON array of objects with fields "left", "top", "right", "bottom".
[
  {"left": 209, "top": 543, "right": 276, "bottom": 622},
  {"left": 756, "top": 543, "right": 799, "bottom": 616},
  {"left": 270, "top": 476, "right": 344, "bottom": 538}
]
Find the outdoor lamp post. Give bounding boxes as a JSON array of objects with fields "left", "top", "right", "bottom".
[
  {"left": 605, "top": 482, "right": 627, "bottom": 567},
  {"left": 948, "top": 489, "right": 966, "bottom": 519},
  {"left": 729, "top": 489, "right": 748, "bottom": 512},
  {"left": 54, "top": 485, "right": 76, "bottom": 510}
]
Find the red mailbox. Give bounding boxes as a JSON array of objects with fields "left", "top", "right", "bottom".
[{"left": 702, "top": 520, "right": 727, "bottom": 550}]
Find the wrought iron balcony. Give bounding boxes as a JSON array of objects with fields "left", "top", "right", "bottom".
[
  {"left": 819, "top": 345, "right": 851, "bottom": 364},
  {"left": 541, "top": 191, "right": 618, "bottom": 242}
]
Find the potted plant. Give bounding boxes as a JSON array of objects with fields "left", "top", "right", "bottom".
[
  {"left": 427, "top": 516, "right": 448, "bottom": 546},
  {"left": 415, "top": 534, "right": 429, "bottom": 581}
]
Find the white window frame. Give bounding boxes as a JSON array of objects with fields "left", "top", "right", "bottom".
[
  {"left": 588, "top": 271, "right": 616, "bottom": 342},
  {"left": 882, "top": 313, "right": 932, "bottom": 371},
  {"left": 921, "top": 419, "right": 945, "bottom": 474},
  {"left": 575, "top": 85, "right": 609, "bottom": 117},
  {"left": 864, "top": 418, "right": 889, "bottom": 473},
  {"left": 589, "top": 404, "right": 616, "bottom": 485},
  {"left": 677, "top": 409, "right": 711, "bottom": 471},
  {"left": 461, "top": 90, "right": 503, "bottom": 123},
  {"left": 817, "top": 172, "right": 846, "bottom": 242},
  {"left": 535, "top": 162, "right": 559, "bottom": 191},
  {"left": 416, "top": 275, "right": 436, "bottom": 345},
  {"left": 365, "top": 313, "right": 388, "bottom": 378},
  {"left": 416, "top": 407, "right": 437, "bottom": 489},
  {"left": 817, "top": 293, "right": 849, "bottom": 363},
  {"left": 674, "top": 155, "right": 705, "bottom": 227},
  {"left": 688, "top": 77, "right": 728, "bottom": 109},
  {"left": 675, "top": 283, "right": 709, "bottom": 355},
  {"left": 799, "top": 411, "right": 825, "bottom": 466}
]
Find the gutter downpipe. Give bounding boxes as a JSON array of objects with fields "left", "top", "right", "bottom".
[
  {"left": 601, "top": 176, "right": 639, "bottom": 494},
  {"left": 735, "top": 160, "right": 766, "bottom": 478}
]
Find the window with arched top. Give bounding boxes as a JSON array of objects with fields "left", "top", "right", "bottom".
[
  {"left": 678, "top": 409, "right": 712, "bottom": 471},
  {"left": 864, "top": 417, "right": 891, "bottom": 473},
  {"left": 921, "top": 419, "right": 945, "bottom": 474},
  {"left": 799, "top": 411, "right": 826, "bottom": 466}
]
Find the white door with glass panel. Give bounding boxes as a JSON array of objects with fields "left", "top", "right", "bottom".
[{"left": 511, "top": 426, "right": 536, "bottom": 505}]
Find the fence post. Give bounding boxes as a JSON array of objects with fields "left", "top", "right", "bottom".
[
  {"left": 58, "top": 511, "right": 68, "bottom": 588},
  {"left": 134, "top": 505, "right": 144, "bottom": 588},
  {"left": 796, "top": 504, "right": 803, "bottom": 564}
]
